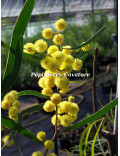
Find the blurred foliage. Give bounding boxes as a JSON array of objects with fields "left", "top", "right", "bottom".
[{"left": 1, "top": 14, "right": 116, "bottom": 87}]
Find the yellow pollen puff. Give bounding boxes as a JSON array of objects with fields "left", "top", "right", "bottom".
[
  {"left": 82, "top": 42, "right": 90, "bottom": 51},
  {"left": 62, "top": 45, "right": 72, "bottom": 55},
  {"left": 1, "top": 99, "right": 11, "bottom": 110},
  {"left": 3, "top": 136, "right": 14, "bottom": 147},
  {"left": 37, "top": 131, "right": 46, "bottom": 141},
  {"left": 32, "top": 151, "right": 43, "bottom": 156},
  {"left": 60, "top": 63, "right": 72, "bottom": 74},
  {"left": 35, "top": 39, "right": 47, "bottom": 53},
  {"left": 72, "top": 58, "right": 83, "bottom": 71},
  {"left": 59, "top": 87, "right": 69, "bottom": 93},
  {"left": 44, "top": 140, "right": 54, "bottom": 150},
  {"left": 60, "top": 114, "right": 72, "bottom": 127},
  {"left": 47, "top": 153, "right": 57, "bottom": 156},
  {"left": 55, "top": 18, "right": 66, "bottom": 31},
  {"left": 8, "top": 106, "right": 19, "bottom": 117},
  {"left": 47, "top": 45, "right": 59, "bottom": 55},
  {"left": 45, "top": 76, "right": 55, "bottom": 88},
  {"left": 41, "top": 56, "right": 51, "bottom": 69},
  {"left": 68, "top": 96, "right": 74, "bottom": 103},
  {"left": 42, "top": 88, "right": 53, "bottom": 97},
  {"left": 43, "top": 100, "right": 55, "bottom": 112},
  {"left": 55, "top": 76, "right": 69, "bottom": 90},
  {"left": 51, "top": 114, "right": 61, "bottom": 126},
  {"left": 42, "top": 28, "right": 53, "bottom": 39},
  {"left": 9, "top": 114, "right": 18, "bottom": 121},
  {"left": 4, "top": 92, "right": 15, "bottom": 103},
  {"left": 47, "top": 58, "right": 60, "bottom": 73},
  {"left": 51, "top": 51, "right": 65, "bottom": 64},
  {"left": 38, "top": 77, "right": 47, "bottom": 88},
  {"left": 24, "top": 43, "right": 35, "bottom": 55},
  {"left": 58, "top": 101, "right": 71, "bottom": 114},
  {"left": 68, "top": 103, "right": 79, "bottom": 116},
  {"left": 64, "top": 55, "right": 74, "bottom": 64},
  {"left": 12, "top": 100, "right": 21, "bottom": 109},
  {"left": 53, "top": 34, "right": 64, "bottom": 45},
  {"left": 10, "top": 90, "right": 18, "bottom": 100},
  {"left": 70, "top": 114, "right": 77, "bottom": 123},
  {"left": 51, "top": 93, "right": 62, "bottom": 105}
]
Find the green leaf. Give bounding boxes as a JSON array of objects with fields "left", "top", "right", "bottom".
[
  {"left": 84, "top": 118, "right": 103, "bottom": 156},
  {"left": 70, "top": 26, "right": 106, "bottom": 50},
  {"left": 1, "top": 0, "right": 35, "bottom": 97},
  {"left": 1, "top": 37, "right": 23, "bottom": 98},
  {"left": 80, "top": 53, "right": 88, "bottom": 62},
  {"left": 23, "top": 53, "right": 43, "bottom": 60},
  {"left": 1, "top": 41, "right": 15, "bottom": 54},
  {"left": 79, "top": 125, "right": 91, "bottom": 156},
  {"left": 18, "top": 90, "right": 49, "bottom": 98},
  {"left": 64, "top": 97, "right": 118, "bottom": 131},
  {"left": 91, "top": 118, "right": 104, "bottom": 156},
  {"left": 21, "top": 104, "right": 43, "bottom": 115},
  {"left": 1, "top": 131, "right": 16, "bottom": 150},
  {"left": 14, "top": 141, "right": 23, "bottom": 156},
  {"left": 1, "top": 114, "right": 43, "bottom": 145}
]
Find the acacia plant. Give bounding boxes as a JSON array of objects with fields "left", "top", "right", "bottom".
[{"left": 1, "top": 0, "right": 118, "bottom": 156}]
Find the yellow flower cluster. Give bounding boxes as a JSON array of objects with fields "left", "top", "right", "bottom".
[
  {"left": 44, "top": 140, "right": 54, "bottom": 150},
  {"left": 1, "top": 90, "right": 21, "bottom": 121},
  {"left": 37, "top": 131, "right": 46, "bottom": 141}
]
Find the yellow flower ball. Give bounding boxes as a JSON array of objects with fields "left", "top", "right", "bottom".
[
  {"left": 38, "top": 77, "right": 47, "bottom": 88},
  {"left": 47, "top": 58, "right": 60, "bottom": 73},
  {"left": 59, "top": 87, "right": 69, "bottom": 94},
  {"left": 68, "top": 96, "right": 74, "bottom": 103},
  {"left": 24, "top": 43, "right": 35, "bottom": 55},
  {"left": 60, "top": 63, "right": 72, "bottom": 74},
  {"left": 1, "top": 99, "right": 11, "bottom": 110},
  {"left": 4, "top": 92, "right": 15, "bottom": 103},
  {"left": 12, "top": 100, "right": 21, "bottom": 109},
  {"left": 8, "top": 106, "right": 19, "bottom": 117},
  {"left": 55, "top": 19, "right": 66, "bottom": 31},
  {"left": 72, "top": 59, "right": 83, "bottom": 71},
  {"left": 55, "top": 76, "right": 69, "bottom": 90},
  {"left": 42, "top": 88, "right": 53, "bottom": 97},
  {"left": 82, "top": 42, "right": 90, "bottom": 51},
  {"left": 41, "top": 56, "right": 51, "bottom": 69},
  {"left": 70, "top": 114, "right": 77, "bottom": 123},
  {"left": 62, "top": 45, "right": 72, "bottom": 55},
  {"left": 3, "top": 136, "right": 14, "bottom": 147},
  {"left": 60, "top": 114, "right": 72, "bottom": 127},
  {"left": 42, "top": 28, "right": 53, "bottom": 39},
  {"left": 44, "top": 140, "right": 54, "bottom": 150},
  {"left": 37, "top": 131, "right": 46, "bottom": 141},
  {"left": 53, "top": 34, "right": 64, "bottom": 45},
  {"left": 68, "top": 103, "right": 79, "bottom": 116},
  {"left": 51, "top": 114, "right": 61, "bottom": 126},
  {"left": 43, "top": 100, "right": 55, "bottom": 112},
  {"left": 10, "top": 90, "right": 18, "bottom": 100},
  {"left": 47, "top": 153, "right": 57, "bottom": 156},
  {"left": 45, "top": 76, "right": 55, "bottom": 88},
  {"left": 9, "top": 114, "right": 18, "bottom": 121},
  {"left": 35, "top": 39, "right": 47, "bottom": 53},
  {"left": 51, "top": 93, "right": 62, "bottom": 105},
  {"left": 47, "top": 45, "right": 59, "bottom": 55},
  {"left": 51, "top": 51, "right": 65, "bottom": 64},
  {"left": 64, "top": 55, "right": 74, "bottom": 64},
  {"left": 32, "top": 151, "right": 43, "bottom": 156},
  {"left": 58, "top": 101, "right": 71, "bottom": 114}
]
